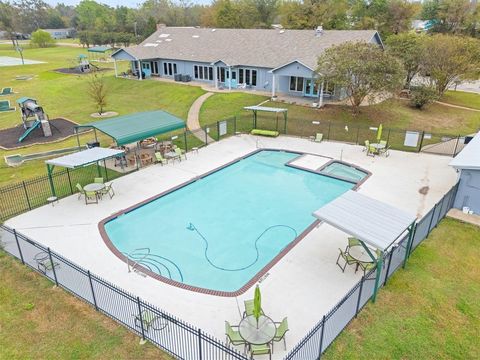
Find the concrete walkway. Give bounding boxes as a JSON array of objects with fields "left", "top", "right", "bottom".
[
  {"left": 187, "top": 92, "right": 215, "bottom": 143},
  {"left": 435, "top": 100, "right": 480, "bottom": 112},
  {"left": 447, "top": 209, "right": 480, "bottom": 227}
]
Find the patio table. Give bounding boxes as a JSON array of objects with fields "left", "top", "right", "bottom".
[
  {"left": 84, "top": 182, "right": 105, "bottom": 195},
  {"left": 164, "top": 151, "right": 179, "bottom": 162},
  {"left": 239, "top": 315, "right": 276, "bottom": 346},
  {"left": 370, "top": 143, "right": 385, "bottom": 153},
  {"left": 349, "top": 244, "right": 377, "bottom": 263}
]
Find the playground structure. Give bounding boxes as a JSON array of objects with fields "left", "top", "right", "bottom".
[
  {"left": 77, "top": 54, "right": 99, "bottom": 73},
  {"left": 17, "top": 97, "right": 53, "bottom": 143}
]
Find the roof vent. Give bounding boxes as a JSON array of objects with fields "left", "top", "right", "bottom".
[
  {"left": 159, "top": 33, "right": 170, "bottom": 38},
  {"left": 212, "top": 28, "right": 216, "bottom": 32},
  {"left": 192, "top": 35, "right": 200, "bottom": 38},
  {"left": 279, "top": 30, "right": 285, "bottom": 34},
  {"left": 315, "top": 26, "right": 324, "bottom": 36},
  {"left": 165, "top": 38, "right": 172, "bottom": 42}
]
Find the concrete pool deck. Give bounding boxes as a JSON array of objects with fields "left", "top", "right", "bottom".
[{"left": 6, "top": 135, "right": 457, "bottom": 359}]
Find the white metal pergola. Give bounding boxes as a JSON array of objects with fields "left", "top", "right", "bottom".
[{"left": 313, "top": 190, "right": 417, "bottom": 301}]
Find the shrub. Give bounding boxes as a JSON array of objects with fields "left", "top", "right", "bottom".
[
  {"left": 409, "top": 85, "right": 439, "bottom": 109},
  {"left": 30, "top": 30, "right": 55, "bottom": 48}
]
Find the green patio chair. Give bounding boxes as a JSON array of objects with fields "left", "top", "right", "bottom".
[
  {"left": 0, "top": 100, "right": 15, "bottom": 112},
  {"left": 314, "top": 133, "right": 323, "bottom": 142},
  {"left": 243, "top": 299, "right": 264, "bottom": 318},
  {"left": 94, "top": 177, "right": 104, "bottom": 184},
  {"left": 155, "top": 152, "right": 168, "bottom": 165},
  {"left": 133, "top": 309, "right": 166, "bottom": 331},
  {"left": 358, "top": 249, "right": 383, "bottom": 275},
  {"left": 348, "top": 237, "right": 361, "bottom": 248},
  {"left": 250, "top": 343, "right": 271, "bottom": 360},
  {"left": 100, "top": 182, "right": 115, "bottom": 199},
  {"left": 336, "top": 247, "right": 357, "bottom": 273},
  {"left": 225, "top": 321, "right": 247, "bottom": 352},
  {"left": 0, "top": 87, "right": 13, "bottom": 96},
  {"left": 273, "top": 317, "right": 289, "bottom": 352},
  {"left": 85, "top": 190, "right": 98, "bottom": 205},
  {"left": 364, "top": 140, "right": 376, "bottom": 157},
  {"left": 379, "top": 140, "right": 390, "bottom": 157},
  {"left": 34, "top": 251, "right": 59, "bottom": 275}
]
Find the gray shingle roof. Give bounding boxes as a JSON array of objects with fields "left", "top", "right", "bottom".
[{"left": 116, "top": 27, "right": 380, "bottom": 70}]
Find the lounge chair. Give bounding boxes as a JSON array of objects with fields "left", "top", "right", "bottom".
[
  {"left": 133, "top": 309, "right": 166, "bottom": 331},
  {"left": 336, "top": 247, "right": 357, "bottom": 272},
  {"left": 225, "top": 321, "right": 247, "bottom": 352},
  {"left": 155, "top": 152, "right": 168, "bottom": 165},
  {"left": 314, "top": 133, "right": 323, "bottom": 142},
  {"left": 250, "top": 129, "right": 279, "bottom": 137},
  {"left": 273, "top": 317, "right": 289, "bottom": 352},
  {"left": 0, "top": 87, "right": 13, "bottom": 96},
  {"left": 94, "top": 177, "right": 104, "bottom": 184},
  {"left": 243, "top": 299, "right": 264, "bottom": 318},
  {"left": 0, "top": 100, "right": 15, "bottom": 112},
  {"left": 100, "top": 182, "right": 115, "bottom": 199},
  {"left": 174, "top": 147, "right": 186, "bottom": 161},
  {"left": 34, "top": 251, "right": 59, "bottom": 275},
  {"left": 250, "top": 344, "right": 271, "bottom": 360},
  {"left": 76, "top": 183, "right": 86, "bottom": 200}
]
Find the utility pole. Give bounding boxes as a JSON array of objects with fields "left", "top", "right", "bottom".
[{"left": 14, "top": 39, "right": 24, "bottom": 65}]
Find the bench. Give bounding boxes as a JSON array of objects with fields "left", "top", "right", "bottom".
[{"left": 250, "top": 129, "right": 279, "bottom": 137}]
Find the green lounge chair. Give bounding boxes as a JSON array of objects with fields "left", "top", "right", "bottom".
[
  {"left": 273, "top": 317, "right": 289, "bottom": 352},
  {"left": 250, "top": 343, "right": 271, "bottom": 360},
  {"left": 250, "top": 129, "right": 279, "bottom": 137},
  {"left": 155, "top": 152, "right": 168, "bottom": 165},
  {"left": 94, "top": 177, "right": 104, "bottom": 184},
  {"left": 336, "top": 247, "right": 357, "bottom": 272},
  {"left": 225, "top": 321, "right": 247, "bottom": 352},
  {"left": 174, "top": 147, "right": 186, "bottom": 161},
  {"left": 76, "top": 183, "right": 86, "bottom": 200},
  {"left": 0, "top": 100, "right": 15, "bottom": 112},
  {"left": 0, "top": 87, "right": 13, "bottom": 96},
  {"left": 243, "top": 299, "right": 264, "bottom": 318},
  {"left": 314, "top": 133, "right": 323, "bottom": 142},
  {"left": 100, "top": 182, "right": 115, "bottom": 199}
]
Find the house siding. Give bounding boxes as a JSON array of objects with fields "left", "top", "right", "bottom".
[{"left": 454, "top": 170, "right": 480, "bottom": 214}]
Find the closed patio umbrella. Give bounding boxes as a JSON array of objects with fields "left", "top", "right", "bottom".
[
  {"left": 253, "top": 285, "right": 261, "bottom": 327},
  {"left": 377, "top": 124, "right": 383, "bottom": 141}
]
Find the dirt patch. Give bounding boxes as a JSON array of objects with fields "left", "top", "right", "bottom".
[
  {"left": 54, "top": 67, "right": 110, "bottom": 75},
  {"left": 90, "top": 111, "right": 118, "bottom": 118},
  {"left": 0, "top": 118, "right": 78, "bottom": 149}
]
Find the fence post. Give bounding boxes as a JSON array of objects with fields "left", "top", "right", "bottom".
[
  {"left": 318, "top": 315, "right": 326, "bottom": 359},
  {"left": 452, "top": 135, "right": 460, "bottom": 157},
  {"left": 184, "top": 131, "right": 188, "bottom": 152},
  {"left": 327, "top": 121, "right": 331, "bottom": 140},
  {"left": 427, "top": 202, "right": 438, "bottom": 236},
  {"left": 47, "top": 247, "right": 59, "bottom": 287},
  {"left": 136, "top": 297, "right": 146, "bottom": 341},
  {"left": 418, "top": 131, "right": 425, "bottom": 152},
  {"left": 13, "top": 229, "right": 25, "bottom": 264},
  {"left": 197, "top": 329, "right": 203, "bottom": 360},
  {"left": 205, "top": 127, "right": 208, "bottom": 145},
  {"left": 88, "top": 271, "right": 98, "bottom": 311},
  {"left": 233, "top": 116, "right": 237, "bottom": 135},
  {"left": 355, "top": 276, "right": 364, "bottom": 316},
  {"left": 216, "top": 121, "right": 220, "bottom": 141},
  {"left": 355, "top": 126, "right": 360, "bottom": 145},
  {"left": 66, "top": 168, "right": 74, "bottom": 195},
  {"left": 386, "top": 128, "right": 391, "bottom": 145},
  {"left": 384, "top": 250, "right": 394, "bottom": 286},
  {"left": 22, "top": 181, "right": 32, "bottom": 211}
]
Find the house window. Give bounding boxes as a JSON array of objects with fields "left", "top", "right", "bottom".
[
  {"left": 217, "top": 67, "right": 226, "bottom": 82},
  {"left": 251, "top": 70, "right": 257, "bottom": 86},
  {"left": 164, "top": 62, "right": 177, "bottom": 76},
  {"left": 238, "top": 68, "right": 257, "bottom": 86},
  {"left": 239, "top": 69, "right": 244, "bottom": 83},
  {"left": 194, "top": 65, "right": 213, "bottom": 80},
  {"left": 289, "top": 76, "right": 304, "bottom": 92}
]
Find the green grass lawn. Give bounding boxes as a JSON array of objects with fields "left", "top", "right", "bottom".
[
  {"left": 442, "top": 90, "right": 480, "bottom": 110},
  {"left": 324, "top": 218, "right": 480, "bottom": 360},
  {"left": 0, "top": 250, "right": 171, "bottom": 359}
]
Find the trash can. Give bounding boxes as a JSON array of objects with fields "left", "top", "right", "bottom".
[{"left": 87, "top": 140, "right": 100, "bottom": 149}]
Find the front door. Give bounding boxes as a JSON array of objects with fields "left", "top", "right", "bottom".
[{"left": 304, "top": 78, "right": 319, "bottom": 97}]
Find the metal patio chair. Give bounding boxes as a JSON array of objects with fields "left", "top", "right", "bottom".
[
  {"left": 336, "top": 247, "right": 357, "bottom": 272},
  {"left": 225, "top": 321, "right": 247, "bottom": 353},
  {"left": 273, "top": 317, "right": 289, "bottom": 352}
]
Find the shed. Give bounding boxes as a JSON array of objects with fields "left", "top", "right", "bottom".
[
  {"left": 313, "top": 190, "right": 416, "bottom": 301},
  {"left": 449, "top": 132, "right": 480, "bottom": 214}
]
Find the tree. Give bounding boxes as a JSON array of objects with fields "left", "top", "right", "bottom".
[
  {"left": 385, "top": 32, "right": 424, "bottom": 88},
  {"left": 0, "top": 1, "right": 18, "bottom": 46},
  {"left": 14, "top": 0, "right": 51, "bottom": 33},
  {"left": 409, "top": 85, "right": 439, "bottom": 109},
  {"left": 30, "top": 29, "right": 55, "bottom": 47},
  {"left": 88, "top": 71, "right": 108, "bottom": 115},
  {"left": 420, "top": 34, "right": 480, "bottom": 94},
  {"left": 317, "top": 42, "right": 405, "bottom": 112}
]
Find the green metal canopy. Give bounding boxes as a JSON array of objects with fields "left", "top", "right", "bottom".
[
  {"left": 87, "top": 46, "right": 112, "bottom": 53},
  {"left": 76, "top": 110, "right": 186, "bottom": 146}
]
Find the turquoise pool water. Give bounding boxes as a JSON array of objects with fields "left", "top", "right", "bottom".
[
  {"left": 321, "top": 162, "right": 368, "bottom": 183},
  {"left": 104, "top": 151, "right": 354, "bottom": 293}
]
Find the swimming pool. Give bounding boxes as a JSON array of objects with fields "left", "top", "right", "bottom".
[{"left": 102, "top": 150, "right": 355, "bottom": 295}]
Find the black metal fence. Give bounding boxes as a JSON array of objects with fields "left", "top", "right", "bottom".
[
  {"left": 0, "top": 225, "right": 248, "bottom": 360},
  {"left": 284, "top": 182, "right": 459, "bottom": 360}
]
